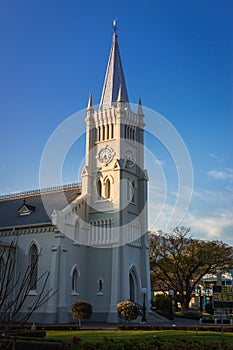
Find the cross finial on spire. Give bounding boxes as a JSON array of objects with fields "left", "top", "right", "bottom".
[
  {"left": 100, "top": 19, "right": 129, "bottom": 109},
  {"left": 113, "top": 19, "right": 117, "bottom": 35}
]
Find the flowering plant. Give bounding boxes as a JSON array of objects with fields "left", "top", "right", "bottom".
[
  {"left": 71, "top": 301, "right": 92, "bottom": 329},
  {"left": 117, "top": 301, "right": 141, "bottom": 322}
]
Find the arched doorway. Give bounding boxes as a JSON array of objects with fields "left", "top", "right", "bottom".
[{"left": 129, "top": 268, "right": 139, "bottom": 302}]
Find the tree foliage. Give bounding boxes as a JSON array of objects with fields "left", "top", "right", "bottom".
[
  {"left": 71, "top": 301, "right": 93, "bottom": 329},
  {"left": 153, "top": 293, "right": 173, "bottom": 319},
  {"left": 149, "top": 227, "right": 233, "bottom": 312}
]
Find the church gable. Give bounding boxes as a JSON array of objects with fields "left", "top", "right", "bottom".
[
  {"left": 18, "top": 200, "right": 36, "bottom": 216},
  {"left": 81, "top": 165, "right": 89, "bottom": 176}
]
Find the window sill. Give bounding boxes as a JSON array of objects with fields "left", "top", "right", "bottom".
[
  {"left": 96, "top": 198, "right": 112, "bottom": 203},
  {"left": 125, "top": 139, "right": 136, "bottom": 146},
  {"left": 95, "top": 139, "right": 115, "bottom": 144},
  {"left": 28, "top": 290, "right": 38, "bottom": 296},
  {"left": 73, "top": 242, "right": 82, "bottom": 246},
  {"left": 71, "top": 292, "right": 79, "bottom": 296},
  {"left": 97, "top": 292, "right": 103, "bottom": 296}
]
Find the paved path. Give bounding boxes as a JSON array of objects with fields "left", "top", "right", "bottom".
[{"left": 79, "top": 313, "right": 233, "bottom": 329}]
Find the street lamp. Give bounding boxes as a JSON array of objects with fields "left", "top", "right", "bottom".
[
  {"left": 169, "top": 290, "right": 174, "bottom": 320},
  {"left": 141, "top": 288, "right": 147, "bottom": 323}
]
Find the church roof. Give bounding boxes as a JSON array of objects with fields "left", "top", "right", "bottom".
[
  {"left": 99, "top": 22, "right": 129, "bottom": 109},
  {"left": 0, "top": 183, "right": 81, "bottom": 230}
]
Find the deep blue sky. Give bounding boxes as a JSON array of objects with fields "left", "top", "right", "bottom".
[{"left": 1, "top": 0, "right": 232, "bottom": 244}]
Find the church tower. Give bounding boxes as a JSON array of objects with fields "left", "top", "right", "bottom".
[{"left": 81, "top": 21, "right": 150, "bottom": 322}]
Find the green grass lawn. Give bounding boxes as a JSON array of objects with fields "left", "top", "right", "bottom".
[{"left": 46, "top": 329, "right": 233, "bottom": 344}]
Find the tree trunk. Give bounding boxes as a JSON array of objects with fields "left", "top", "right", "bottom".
[
  {"left": 77, "top": 319, "right": 81, "bottom": 330},
  {"left": 180, "top": 295, "right": 191, "bottom": 313}
]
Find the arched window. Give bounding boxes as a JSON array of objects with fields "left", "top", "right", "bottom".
[
  {"left": 72, "top": 268, "right": 78, "bottom": 293},
  {"left": 131, "top": 180, "right": 135, "bottom": 203},
  {"left": 127, "top": 177, "right": 130, "bottom": 201},
  {"left": 107, "top": 124, "right": 110, "bottom": 140},
  {"left": 94, "top": 127, "right": 98, "bottom": 142},
  {"left": 98, "top": 126, "right": 101, "bottom": 141},
  {"left": 97, "top": 277, "right": 103, "bottom": 294},
  {"left": 129, "top": 267, "right": 139, "bottom": 302},
  {"left": 97, "top": 178, "right": 102, "bottom": 198},
  {"left": 132, "top": 128, "right": 135, "bottom": 141},
  {"left": 129, "top": 127, "right": 132, "bottom": 140},
  {"left": 105, "top": 178, "right": 111, "bottom": 199},
  {"left": 102, "top": 125, "right": 105, "bottom": 140},
  {"left": 129, "top": 273, "right": 135, "bottom": 301},
  {"left": 111, "top": 123, "right": 114, "bottom": 138},
  {"left": 29, "top": 244, "right": 38, "bottom": 291}
]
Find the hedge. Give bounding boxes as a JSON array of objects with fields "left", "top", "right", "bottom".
[
  {"left": 14, "top": 337, "right": 233, "bottom": 350},
  {"left": 15, "top": 340, "right": 60, "bottom": 350},
  {"left": 5, "top": 330, "right": 46, "bottom": 338},
  {"left": 118, "top": 325, "right": 233, "bottom": 332}
]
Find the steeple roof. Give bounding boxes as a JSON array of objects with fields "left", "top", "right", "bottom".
[{"left": 99, "top": 22, "right": 129, "bottom": 109}]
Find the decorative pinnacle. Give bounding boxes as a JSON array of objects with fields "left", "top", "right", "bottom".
[
  {"left": 137, "top": 98, "right": 144, "bottom": 115},
  {"left": 113, "top": 19, "right": 117, "bottom": 35}
]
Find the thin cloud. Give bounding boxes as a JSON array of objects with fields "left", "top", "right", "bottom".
[
  {"left": 208, "top": 168, "right": 233, "bottom": 180},
  {"left": 148, "top": 193, "right": 233, "bottom": 245},
  {"left": 184, "top": 211, "right": 233, "bottom": 241},
  {"left": 171, "top": 186, "right": 194, "bottom": 198},
  {"left": 192, "top": 188, "right": 233, "bottom": 203},
  {"left": 209, "top": 153, "right": 219, "bottom": 159},
  {"left": 155, "top": 159, "right": 165, "bottom": 166}
]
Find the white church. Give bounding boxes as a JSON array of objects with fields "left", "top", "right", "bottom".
[{"left": 0, "top": 23, "right": 151, "bottom": 324}]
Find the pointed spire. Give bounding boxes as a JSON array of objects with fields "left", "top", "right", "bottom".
[
  {"left": 100, "top": 20, "right": 129, "bottom": 109},
  {"left": 87, "top": 92, "right": 93, "bottom": 110},
  {"left": 137, "top": 98, "right": 144, "bottom": 115}
]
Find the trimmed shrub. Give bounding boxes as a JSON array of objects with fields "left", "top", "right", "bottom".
[
  {"left": 15, "top": 340, "right": 60, "bottom": 350},
  {"left": 153, "top": 293, "right": 173, "bottom": 319},
  {"left": 205, "top": 302, "right": 214, "bottom": 315},
  {"left": 6, "top": 330, "right": 46, "bottom": 338},
  {"left": 117, "top": 301, "right": 141, "bottom": 323},
  {"left": 71, "top": 301, "right": 93, "bottom": 329},
  {"left": 18, "top": 337, "right": 233, "bottom": 350}
]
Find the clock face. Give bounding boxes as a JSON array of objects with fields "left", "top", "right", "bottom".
[
  {"left": 125, "top": 150, "right": 134, "bottom": 168},
  {"left": 98, "top": 146, "right": 114, "bottom": 164}
]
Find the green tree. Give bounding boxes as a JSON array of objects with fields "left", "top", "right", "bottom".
[
  {"left": 150, "top": 227, "right": 233, "bottom": 312},
  {"left": 153, "top": 293, "right": 173, "bottom": 319},
  {"left": 71, "top": 301, "right": 92, "bottom": 329}
]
